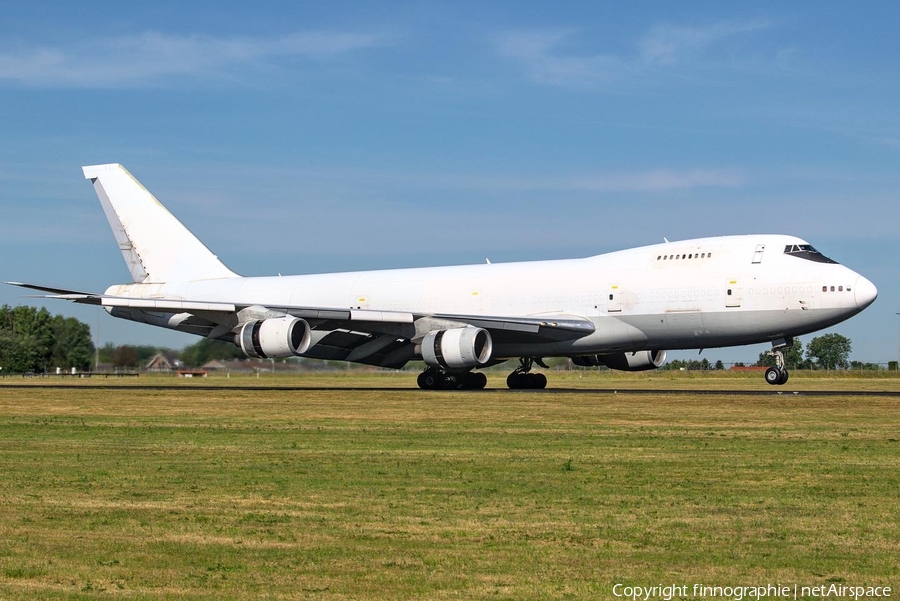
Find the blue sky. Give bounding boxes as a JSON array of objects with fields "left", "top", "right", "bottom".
[{"left": 1, "top": 2, "right": 897, "bottom": 364}]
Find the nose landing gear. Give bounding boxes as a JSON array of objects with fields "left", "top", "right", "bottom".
[{"left": 764, "top": 339, "right": 792, "bottom": 385}]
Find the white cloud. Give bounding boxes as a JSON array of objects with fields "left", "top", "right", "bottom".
[
  {"left": 496, "top": 19, "right": 774, "bottom": 88},
  {"left": 557, "top": 168, "right": 747, "bottom": 192},
  {"left": 494, "top": 30, "right": 624, "bottom": 88},
  {"left": 391, "top": 166, "right": 746, "bottom": 193},
  {"left": 0, "top": 30, "right": 385, "bottom": 87},
  {"left": 638, "top": 20, "right": 772, "bottom": 65},
  {"left": 172, "top": 164, "right": 747, "bottom": 199}
]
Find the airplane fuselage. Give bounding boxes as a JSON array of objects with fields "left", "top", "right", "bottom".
[{"left": 105, "top": 233, "right": 874, "bottom": 359}]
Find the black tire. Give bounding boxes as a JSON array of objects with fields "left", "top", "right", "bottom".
[
  {"left": 507, "top": 373, "right": 522, "bottom": 389},
  {"left": 465, "top": 372, "right": 487, "bottom": 390},
  {"left": 424, "top": 373, "right": 440, "bottom": 389},
  {"left": 417, "top": 372, "right": 429, "bottom": 389},
  {"left": 765, "top": 367, "right": 781, "bottom": 385},
  {"left": 779, "top": 369, "right": 789, "bottom": 385},
  {"left": 533, "top": 373, "right": 547, "bottom": 389},
  {"left": 441, "top": 375, "right": 458, "bottom": 390}
]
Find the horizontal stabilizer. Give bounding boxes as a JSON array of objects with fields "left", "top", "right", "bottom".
[{"left": 5, "top": 281, "right": 97, "bottom": 296}]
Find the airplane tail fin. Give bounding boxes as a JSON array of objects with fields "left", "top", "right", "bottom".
[{"left": 82, "top": 164, "right": 240, "bottom": 283}]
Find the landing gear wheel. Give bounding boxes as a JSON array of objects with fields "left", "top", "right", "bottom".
[
  {"left": 764, "top": 367, "right": 789, "bottom": 386},
  {"left": 764, "top": 339, "right": 792, "bottom": 386},
  {"left": 464, "top": 372, "right": 488, "bottom": 390},
  {"left": 506, "top": 358, "right": 548, "bottom": 389},
  {"left": 418, "top": 367, "right": 487, "bottom": 390},
  {"left": 418, "top": 367, "right": 445, "bottom": 390}
]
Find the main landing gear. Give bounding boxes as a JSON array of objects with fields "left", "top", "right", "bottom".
[
  {"left": 417, "top": 367, "right": 487, "bottom": 390},
  {"left": 506, "top": 358, "right": 547, "bottom": 390},
  {"left": 764, "top": 339, "right": 791, "bottom": 386}
]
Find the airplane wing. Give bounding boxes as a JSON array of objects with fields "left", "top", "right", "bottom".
[{"left": 7, "top": 282, "right": 595, "bottom": 369}]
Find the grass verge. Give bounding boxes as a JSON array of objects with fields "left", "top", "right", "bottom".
[{"left": 0, "top": 383, "right": 897, "bottom": 599}]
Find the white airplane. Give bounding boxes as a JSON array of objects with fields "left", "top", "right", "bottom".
[{"left": 9, "top": 164, "right": 877, "bottom": 389}]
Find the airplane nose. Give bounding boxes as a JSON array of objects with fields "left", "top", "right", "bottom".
[{"left": 854, "top": 276, "right": 878, "bottom": 309}]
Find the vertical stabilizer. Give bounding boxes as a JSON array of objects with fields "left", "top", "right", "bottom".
[{"left": 82, "top": 164, "right": 239, "bottom": 283}]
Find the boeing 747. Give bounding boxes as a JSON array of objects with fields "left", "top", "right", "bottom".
[{"left": 9, "top": 164, "right": 878, "bottom": 389}]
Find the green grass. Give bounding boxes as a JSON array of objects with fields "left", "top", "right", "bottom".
[{"left": 0, "top": 379, "right": 898, "bottom": 599}]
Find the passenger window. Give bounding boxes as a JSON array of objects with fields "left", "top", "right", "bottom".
[
  {"left": 727, "top": 289, "right": 732, "bottom": 296},
  {"left": 838, "top": 286, "right": 843, "bottom": 292},
  {"left": 830, "top": 286, "right": 835, "bottom": 292}
]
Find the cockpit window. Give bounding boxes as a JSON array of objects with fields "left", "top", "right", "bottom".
[{"left": 783, "top": 244, "right": 838, "bottom": 264}]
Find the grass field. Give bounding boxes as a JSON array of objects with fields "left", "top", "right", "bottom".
[{"left": 1, "top": 373, "right": 898, "bottom": 599}]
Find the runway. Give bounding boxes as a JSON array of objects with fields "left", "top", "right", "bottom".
[{"left": 1, "top": 383, "right": 898, "bottom": 396}]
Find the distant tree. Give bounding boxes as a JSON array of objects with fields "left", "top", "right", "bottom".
[
  {"left": 111, "top": 345, "right": 139, "bottom": 368},
  {"left": 98, "top": 343, "right": 171, "bottom": 368},
  {"left": 133, "top": 345, "right": 166, "bottom": 364},
  {"left": 97, "top": 342, "right": 117, "bottom": 365},
  {"left": 664, "top": 358, "right": 710, "bottom": 371},
  {"left": 714, "top": 360, "right": 725, "bottom": 370},
  {"left": 50, "top": 315, "right": 94, "bottom": 370},
  {"left": 849, "top": 361, "right": 882, "bottom": 371},
  {"left": 806, "top": 334, "right": 852, "bottom": 370},
  {"left": 180, "top": 338, "right": 244, "bottom": 367},
  {"left": 0, "top": 305, "right": 54, "bottom": 372},
  {"left": 0, "top": 327, "right": 21, "bottom": 372},
  {"left": 757, "top": 338, "right": 804, "bottom": 369}
]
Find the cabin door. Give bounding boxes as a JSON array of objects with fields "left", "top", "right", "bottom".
[
  {"left": 725, "top": 280, "right": 741, "bottom": 308},
  {"left": 751, "top": 244, "right": 766, "bottom": 264},
  {"left": 607, "top": 285, "right": 622, "bottom": 312}
]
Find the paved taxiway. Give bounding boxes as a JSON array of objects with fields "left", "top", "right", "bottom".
[{"left": 1, "top": 383, "right": 898, "bottom": 396}]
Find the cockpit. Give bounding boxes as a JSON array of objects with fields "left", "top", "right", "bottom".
[{"left": 783, "top": 244, "right": 838, "bottom": 264}]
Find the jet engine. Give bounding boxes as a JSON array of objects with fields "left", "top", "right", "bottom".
[
  {"left": 236, "top": 316, "right": 312, "bottom": 359},
  {"left": 421, "top": 327, "right": 493, "bottom": 370},
  {"left": 572, "top": 350, "right": 667, "bottom": 371}
]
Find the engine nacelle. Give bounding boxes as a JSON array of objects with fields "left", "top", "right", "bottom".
[
  {"left": 421, "top": 327, "right": 493, "bottom": 370},
  {"left": 572, "top": 350, "right": 667, "bottom": 371},
  {"left": 236, "top": 316, "right": 312, "bottom": 359}
]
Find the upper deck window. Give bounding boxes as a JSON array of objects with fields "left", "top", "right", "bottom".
[{"left": 783, "top": 244, "right": 838, "bottom": 264}]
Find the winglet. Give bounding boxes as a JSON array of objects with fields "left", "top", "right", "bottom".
[{"left": 83, "top": 163, "right": 240, "bottom": 283}]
